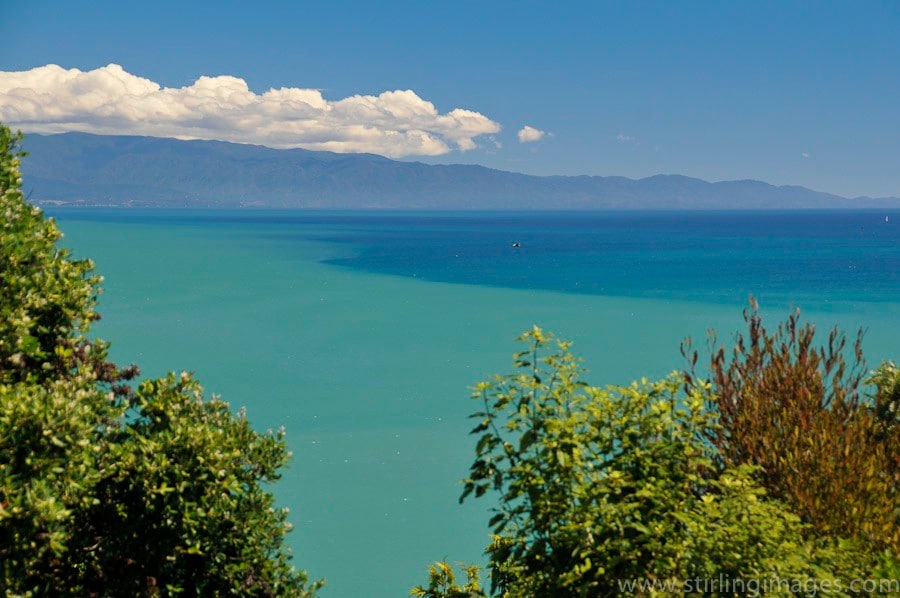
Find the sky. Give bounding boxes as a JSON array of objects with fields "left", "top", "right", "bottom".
[{"left": 1, "top": 0, "right": 898, "bottom": 197}]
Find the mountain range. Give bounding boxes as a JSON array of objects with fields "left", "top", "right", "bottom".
[{"left": 19, "top": 132, "right": 900, "bottom": 210}]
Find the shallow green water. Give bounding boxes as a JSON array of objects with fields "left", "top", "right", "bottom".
[{"left": 52, "top": 211, "right": 900, "bottom": 597}]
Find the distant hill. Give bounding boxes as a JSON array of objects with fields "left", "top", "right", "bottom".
[{"left": 19, "top": 132, "right": 900, "bottom": 209}]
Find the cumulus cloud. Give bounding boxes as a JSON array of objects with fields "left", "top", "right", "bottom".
[
  {"left": 801, "top": 152, "right": 810, "bottom": 158},
  {"left": 0, "top": 64, "right": 502, "bottom": 157},
  {"left": 517, "top": 125, "right": 546, "bottom": 143},
  {"left": 616, "top": 133, "right": 636, "bottom": 142}
]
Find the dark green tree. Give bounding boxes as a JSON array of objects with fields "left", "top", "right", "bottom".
[{"left": 0, "top": 123, "right": 320, "bottom": 596}]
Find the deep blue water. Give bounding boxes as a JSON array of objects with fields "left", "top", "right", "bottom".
[{"left": 315, "top": 210, "right": 900, "bottom": 304}]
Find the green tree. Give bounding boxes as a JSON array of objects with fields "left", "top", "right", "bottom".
[
  {"left": 0, "top": 123, "right": 320, "bottom": 595},
  {"left": 449, "top": 327, "right": 823, "bottom": 597}
]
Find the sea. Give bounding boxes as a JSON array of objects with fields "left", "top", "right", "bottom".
[{"left": 48, "top": 208, "right": 900, "bottom": 597}]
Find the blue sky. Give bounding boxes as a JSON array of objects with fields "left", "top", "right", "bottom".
[{"left": 1, "top": 0, "right": 898, "bottom": 197}]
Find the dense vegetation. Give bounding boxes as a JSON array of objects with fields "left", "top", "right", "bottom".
[
  {"left": 683, "top": 304, "right": 900, "bottom": 551},
  {"left": 0, "top": 124, "right": 321, "bottom": 595},
  {"left": 416, "top": 323, "right": 899, "bottom": 596},
  {"left": 3, "top": 122, "right": 899, "bottom": 595}
]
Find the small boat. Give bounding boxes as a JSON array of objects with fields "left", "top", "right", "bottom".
[{"left": 512, "top": 242, "right": 521, "bottom": 248}]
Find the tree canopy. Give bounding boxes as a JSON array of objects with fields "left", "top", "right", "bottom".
[{"left": 0, "top": 123, "right": 321, "bottom": 595}]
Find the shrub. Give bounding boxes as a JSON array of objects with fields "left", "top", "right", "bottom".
[
  {"left": 454, "top": 327, "right": 819, "bottom": 597},
  {"left": 683, "top": 299, "right": 899, "bottom": 550}
]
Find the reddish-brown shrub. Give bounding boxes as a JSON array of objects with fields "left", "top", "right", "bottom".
[{"left": 683, "top": 299, "right": 898, "bottom": 549}]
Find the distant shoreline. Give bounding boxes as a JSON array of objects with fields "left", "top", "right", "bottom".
[
  {"left": 35, "top": 201, "right": 900, "bottom": 213},
  {"left": 22, "top": 133, "right": 900, "bottom": 210}
]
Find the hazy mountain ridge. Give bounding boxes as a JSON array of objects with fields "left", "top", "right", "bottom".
[{"left": 20, "top": 132, "right": 900, "bottom": 209}]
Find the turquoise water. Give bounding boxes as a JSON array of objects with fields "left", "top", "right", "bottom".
[{"left": 49, "top": 209, "right": 900, "bottom": 597}]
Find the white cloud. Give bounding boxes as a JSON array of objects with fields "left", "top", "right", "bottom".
[
  {"left": 0, "top": 64, "right": 502, "bottom": 158},
  {"left": 801, "top": 152, "right": 810, "bottom": 158},
  {"left": 517, "top": 125, "right": 546, "bottom": 143},
  {"left": 616, "top": 133, "right": 636, "bottom": 142}
]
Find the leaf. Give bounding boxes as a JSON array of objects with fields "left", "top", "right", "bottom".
[{"left": 519, "top": 430, "right": 536, "bottom": 452}]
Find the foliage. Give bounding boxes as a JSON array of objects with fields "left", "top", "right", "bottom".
[
  {"left": 63, "top": 373, "right": 315, "bottom": 595},
  {"left": 0, "top": 122, "right": 320, "bottom": 595},
  {"left": 0, "top": 366, "right": 125, "bottom": 592},
  {"left": 455, "top": 327, "right": 826, "bottom": 597},
  {"left": 0, "top": 126, "right": 104, "bottom": 387},
  {"left": 411, "top": 562, "right": 485, "bottom": 598},
  {"left": 683, "top": 300, "right": 899, "bottom": 550},
  {"left": 870, "top": 361, "right": 900, "bottom": 442}
]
